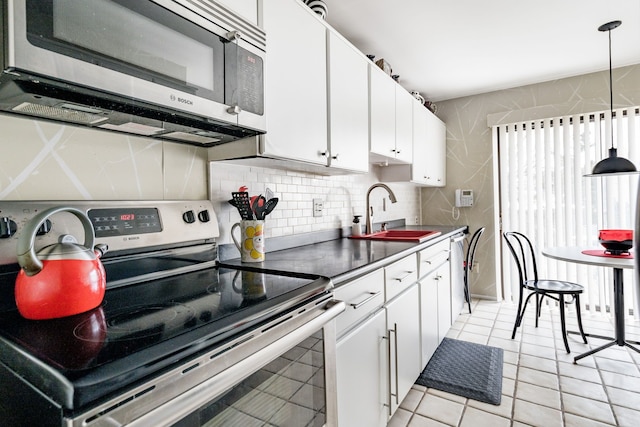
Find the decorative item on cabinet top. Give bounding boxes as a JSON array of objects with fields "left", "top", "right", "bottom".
[
  {"left": 375, "top": 58, "right": 392, "bottom": 75},
  {"left": 304, "top": 0, "right": 328, "bottom": 19},
  {"left": 410, "top": 90, "right": 438, "bottom": 114}
]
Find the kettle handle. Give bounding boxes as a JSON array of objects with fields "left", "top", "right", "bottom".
[{"left": 17, "top": 207, "right": 96, "bottom": 276}]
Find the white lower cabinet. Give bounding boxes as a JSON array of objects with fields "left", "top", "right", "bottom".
[
  {"left": 436, "top": 263, "right": 452, "bottom": 342},
  {"left": 335, "top": 240, "right": 456, "bottom": 425},
  {"left": 419, "top": 275, "right": 439, "bottom": 368},
  {"left": 336, "top": 309, "right": 387, "bottom": 427},
  {"left": 417, "top": 239, "right": 452, "bottom": 367},
  {"left": 385, "top": 284, "right": 421, "bottom": 416}
]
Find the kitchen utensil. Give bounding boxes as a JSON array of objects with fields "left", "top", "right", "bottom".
[
  {"left": 231, "top": 192, "right": 253, "bottom": 220},
  {"left": 15, "top": 207, "right": 108, "bottom": 320},
  {"left": 598, "top": 229, "right": 633, "bottom": 254},
  {"left": 262, "top": 197, "right": 279, "bottom": 217},
  {"left": 231, "top": 220, "right": 265, "bottom": 262},
  {"left": 265, "top": 187, "right": 276, "bottom": 202},
  {"left": 252, "top": 195, "right": 268, "bottom": 220}
]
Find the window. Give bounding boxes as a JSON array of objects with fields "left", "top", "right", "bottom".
[{"left": 496, "top": 107, "right": 640, "bottom": 316}]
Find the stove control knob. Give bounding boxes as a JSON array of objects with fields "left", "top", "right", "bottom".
[
  {"left": 36, "top": 219, "right": 52, "bottom": 236},
  {"left": 198, "top": 210, "right": 210, "bottom": 223},
  {"left": 182, "top": 210, "right": 196, "bottom": 224},
  {"left": 0, "top": 217, "right": 17, "bottom": 238}
]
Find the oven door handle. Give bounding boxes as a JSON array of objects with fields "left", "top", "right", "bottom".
[{"left": 126, "top": 299, "right": 346, "bottom": 427}]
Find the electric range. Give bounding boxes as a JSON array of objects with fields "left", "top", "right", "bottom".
[{"left": 0, "top": 200, "right": 340, "bottom": 426}]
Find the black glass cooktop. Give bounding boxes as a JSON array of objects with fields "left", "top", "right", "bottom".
[{"left": 0, "top": 258, "right": 330, "bottom": 409}]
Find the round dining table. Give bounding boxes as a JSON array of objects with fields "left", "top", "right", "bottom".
[{"left": 542, "top": 246, "right": 638, "bottom": 363}]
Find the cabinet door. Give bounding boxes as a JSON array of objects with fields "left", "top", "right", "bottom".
[
  {"left": 436, "top": 264, "right": 452, "bottom": 342},
  {"left": 337, "top": 309, "right": 387, "bottom": 427},
  {"left": 327, "top": 32, "right": 369, "bottom": 172},
  {"left": 394, "top": 87, "right": 414, "bottom": 164},
  {"left": 419, "top": 274, "right": 440, "bottom": 368},
  {"left": 411, "top": 101, "right": 429, "bottom": 183},
  {"left": 260, "top": 0, "right": 328, "bottom": 165},
  {"left": 424, "top": 111, "right": 446, "bottom": 186},
  {"left": 369, "top": 65, "right": 396, "bottom": 160},
  {"left": 386, "top": 284, "right": 420, "bottom": 416}
]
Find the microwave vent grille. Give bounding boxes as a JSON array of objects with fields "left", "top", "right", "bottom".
[{"left": 13, "top": 102, "right": 109, "bottom": 125}]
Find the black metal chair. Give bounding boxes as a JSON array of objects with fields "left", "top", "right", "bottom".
[
  {"left": 463, "top": 227, "right": 485, "bottom": 313},
  {"left": 503, "top": 231, "right": 588, "bottom": 353}
]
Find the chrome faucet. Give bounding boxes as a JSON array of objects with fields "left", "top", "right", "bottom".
[{"left": 365, "top": 183, "right": 397, "bottom": 234}]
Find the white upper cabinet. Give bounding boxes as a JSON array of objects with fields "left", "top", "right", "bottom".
[
  {"left": 422, "top": 109, "right": 446, "bottom": 186},
  {"left": 369, "top": 65, "right": 397, "bottom": 162},
  {"left": 394, "top": 86, "right": 414, "bottom": 164},
  {"left": 369, "top": 65, "right": 413, "bottom": 165},
  {"left": 327, "top": 31, "right": 369, "bottom": 173},
  {"left": 260, "top": 0, "right": 328, "bottom": 166},
  {"left": 380, "top": 100, "right": 446, "bottom": 186}
]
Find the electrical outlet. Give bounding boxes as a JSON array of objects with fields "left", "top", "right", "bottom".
[
  {"left": 313, "top": 198, "right": 324, "bottom": 217},
  {"left": 415, "top": 216, "right": 419, "bottom": 224}
]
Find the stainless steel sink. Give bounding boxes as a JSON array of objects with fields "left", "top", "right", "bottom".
[{"left": 350, "top": 230, "right": 441, "bottom": 243}]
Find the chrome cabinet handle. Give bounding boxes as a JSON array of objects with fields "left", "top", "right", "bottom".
[
  {"left": 394, "top": 271, "right": 414, "bottom": 282},
  {"left": 384, "top": 324, "right": 399, "bottom": 416},
  {"left": 349, "top": 291, "right": 382, "bottom": 309},
  {"left": 391, "top": 323, "right": 399, "bottom": 405}
]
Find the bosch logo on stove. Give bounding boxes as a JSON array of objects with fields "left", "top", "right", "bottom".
[{"left": 170, "top": 94, "right": 193, "bottom": 105}]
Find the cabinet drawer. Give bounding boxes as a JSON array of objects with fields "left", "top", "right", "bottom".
[
  {"left": 335, "top": 269, "right": 385, "bottom": 335},
  {"left": 384, "top": 255, "right": 418, "bottom": 301},
  {"left": 417, "top": 239, "right": 450, "bottom": 279}
]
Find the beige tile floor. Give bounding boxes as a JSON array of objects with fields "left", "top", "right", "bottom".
[{"left": 387, "top": 299, "right": 640, "bottom": 427}]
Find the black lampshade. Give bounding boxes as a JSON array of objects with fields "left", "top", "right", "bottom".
[{"left": 590, "top": 148, "right": 637, "bottom": 175}]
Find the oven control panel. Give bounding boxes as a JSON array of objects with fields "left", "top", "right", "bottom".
[
  {"left": 89, "top": 207, "right": 163, "bottom": 237},
  {"left": 0, "top": 200, "right": 219, "bottom": 265}
]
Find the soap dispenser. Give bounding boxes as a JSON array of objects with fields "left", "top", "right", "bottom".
[{"left": 352, "top": 215, "right": 362, "bottom": 236}]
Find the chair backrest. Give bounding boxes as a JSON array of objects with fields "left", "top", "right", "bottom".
[
  {"left": 502, "top": 231, "right": 540, "bottom": 286},
  {"left": 465, "top": 227, "right": 486, "bottom": 273}
]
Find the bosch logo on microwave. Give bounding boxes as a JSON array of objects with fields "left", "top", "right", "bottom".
[{"left": 170, "top": 94, "right": 193, "bottom": 105}]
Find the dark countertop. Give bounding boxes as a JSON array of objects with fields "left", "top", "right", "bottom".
[{"left": 220, "top": 225, "right": 467, "bottom": 286}]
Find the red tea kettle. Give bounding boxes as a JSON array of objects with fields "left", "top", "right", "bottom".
[{"left": 15, "top": 207, "right": 108, "bottom": 320}]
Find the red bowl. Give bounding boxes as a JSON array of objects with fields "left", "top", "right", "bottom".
[{"left": 598, "top": 229, "right": 633, "bottom": 254}]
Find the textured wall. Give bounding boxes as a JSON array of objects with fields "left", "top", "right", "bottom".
[
  {"left": 425, "top": 64, "right": 640, "bottom": 300},
  {"left": 0, "top": 114, "right": 208, "bottom": 200}
]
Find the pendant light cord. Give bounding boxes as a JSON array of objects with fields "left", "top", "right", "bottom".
[{"left": 608, "top": 27, "right": 614, "bottom": 150}]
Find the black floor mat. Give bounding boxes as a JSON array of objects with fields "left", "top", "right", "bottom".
[{"left": 416, "top": 338, "right": 504, "bottom": 405}]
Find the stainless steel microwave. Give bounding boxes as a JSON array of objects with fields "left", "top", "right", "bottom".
[{"left": 0, "top": 0, "right": 266, "bottom": 147}]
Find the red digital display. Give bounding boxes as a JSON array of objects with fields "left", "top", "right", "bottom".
[{"left": 120, "top": 214, "right": 135, "bottom": 221}]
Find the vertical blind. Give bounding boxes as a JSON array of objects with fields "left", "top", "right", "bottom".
[{"left": 497, "top": 107, "right": 640, "bottom": 317}]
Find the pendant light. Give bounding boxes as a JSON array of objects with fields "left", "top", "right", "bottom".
[{"left": 586, "top": 20, "right": 638, "bottom": 176}]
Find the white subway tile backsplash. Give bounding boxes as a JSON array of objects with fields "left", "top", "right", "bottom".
[{"left": 209, "top": 162, "right": 421, "bottom": 245}]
